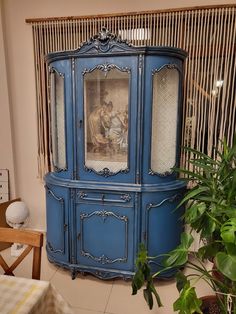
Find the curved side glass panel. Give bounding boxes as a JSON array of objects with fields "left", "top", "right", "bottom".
[
  {"left": 83, "top": 67, "right": 130, "bottom": 175},
  {"left": 151, "top": 66, "right": 179, "bottom": 175},
  {"left": 50, "top": 69, "right": 66, "bottom": 171}
]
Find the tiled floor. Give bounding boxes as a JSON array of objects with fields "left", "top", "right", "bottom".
[{"left": 0, "top": 242, "right": 213, "bottom": 314}]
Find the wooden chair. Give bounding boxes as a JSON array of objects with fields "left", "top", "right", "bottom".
[{"left": 0, "top": 227, "right": 44, "bottom": 280}]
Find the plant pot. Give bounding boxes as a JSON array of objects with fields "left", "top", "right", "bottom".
[
  {"left": 199, "top": 295, "right": 221, "bottom": 314},
  {"left": 212, "top": 259, "right": 225, "bottom": 283}
]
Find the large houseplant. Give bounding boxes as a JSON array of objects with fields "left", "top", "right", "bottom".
[{"left": 132, "top": 137, "right": 236, "bottom": 313}]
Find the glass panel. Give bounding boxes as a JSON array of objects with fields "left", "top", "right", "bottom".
[
  {"left": 151, "top": 67, "right": 179, "bottom": 174},
  {"left": 84, "top": 67, "right": 129, "bottom": 174},
  {"left": 50, "top": 69, "right": 66, "bottom": 170}
]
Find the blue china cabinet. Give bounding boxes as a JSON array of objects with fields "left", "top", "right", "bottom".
[{"left": 45, "top": 28, "right": 187, "bottom": 279}]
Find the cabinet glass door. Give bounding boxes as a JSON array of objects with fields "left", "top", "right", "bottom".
[
  {"left": 84, "top": 68, "right": 129, "bottom": 174},
  {"left": 50, "top": 68, "right": 66, "bottom": 171},
  {"left": 151, "top": 66, "right": 179, "bottom": 175},
  {"left": 76, "top": 56, "right": 138, "bottom": 183},
  {"left": 142, "top": 59, "right": 182, "bottom": 183}
]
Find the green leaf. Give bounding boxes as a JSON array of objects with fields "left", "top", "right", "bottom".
[
  {"left": 173, "top": 168, "right": 210, "bottom": 184},
  {"left": 136, "top": 243, "right": 148, "bottom": 265},
  {"left": 143, "top": 288, "right": 153, "bottom": 309},
  {"left": 132, "top": 269, "right": 145, "bottom": 294},
  {"left": 149, "top": 282, "right": 163, "bottom": 307},
  {"left": 184, "top": 202, "right": 206, "bottom": 224},
  {"left": 200, "top": 217, "right": 216, "bottom": 239},
  {"left": 195, "top": 196, "right": 218, "bottom": 203},
  {"left": 197, "top": 242, "right": 221, "bottom": 260},
  {"left": 215, "top": 252, "right": 236, "bottom": 281},
  {"left": 177, "top": 186, "right": 210, "bottom": 208},
  {"left": 188, "top": 159, "right": 216, "bottom": 172},
  {"left": 182, "top": 146, "right": 217, "bottom": 162},
  {"left": 132, "top": 243, "right": 163, "bottom": 309},
  {"left": 164, "top": 233, "right": 193, "bottom": 267},
  {"left": 175, "top": 271, "right": 188, "bottom": 292},
  {"left": 224, "top": 243, "right": 236, "bottom": 255},
  {"left": 173, "top": 282, "right": 202, "bottom": 314},
  {"left": 220, "top": 218, "right": 236, "bottom": 244},
  {"left": 227, "top": 168, "right": 236, "bottom": 196},
  {"left": 224, "top": 207, "right": 236, "bottom": 219},
  {"left": 132, "top": 244, "right": 151, "bottom": 295}
]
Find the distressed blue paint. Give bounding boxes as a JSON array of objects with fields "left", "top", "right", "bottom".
[
  {"left": 49, "top": 60, "right": 74, "bottom": 179},
  {"left": 45, "top": 184, "right": 69, "bottom": 263},
  {"left": 75, "top": 56, "right": 138, "bottom": 183},
  {"left": 45, "top": 29, "right": 187, "bottom": 279}
]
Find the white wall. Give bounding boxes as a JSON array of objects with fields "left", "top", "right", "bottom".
[
  {"left": 0, "top": 1, "right": 16, "bottom": 199},
  {"left": 1, "top": 0, "right": 235, "bottom": 230}
]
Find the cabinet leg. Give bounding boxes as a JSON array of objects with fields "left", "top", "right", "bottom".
[{"left": 71, "top": 268, "right": 78, "bottom": 280}]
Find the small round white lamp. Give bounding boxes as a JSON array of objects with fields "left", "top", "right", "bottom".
[{"left": 5, "top": 201, "right": 30, "bottom": 256}]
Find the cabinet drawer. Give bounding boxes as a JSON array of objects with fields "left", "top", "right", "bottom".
[
  {"left": 0, "top": 194, "right": 9, "bottom": 204},
  {"left": 0, "top": 169, "right": 8, "bottom": 182},
  {"left": 0, "top": 182, "right": 8, "bottom": 194},
  {"left": 76, "top": 190, "right": 133, "bottom": 205}
]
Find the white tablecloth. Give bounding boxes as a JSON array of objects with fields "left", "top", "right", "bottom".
[{"left": 0, "top": 275, "right": 73, "bottom": 314}]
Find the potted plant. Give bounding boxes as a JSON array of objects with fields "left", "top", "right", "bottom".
[{"left": 132, "top": 137, "right": 236, "bottom": 313}]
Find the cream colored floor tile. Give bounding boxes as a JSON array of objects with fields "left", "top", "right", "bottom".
[
  {"left": 72, "top": 308, "right": 103, "bottom": 314},
  {"left": 0, "top": 240, "right": 214, "bottom": 314},
  {"left": 106, "top": 274, "right": 213, "bottom": 314},
  {"left": 40, "top": 246, "right": 59, "bottom": 281},
  {"left": 50, "top": 268, "right": 113, "bottom": 311},
  {"left": 106, "top": 279, "right": 179, "bottom": 314},
  {"left": 40, "top": 233, "right": 59, "bottom": 280}
]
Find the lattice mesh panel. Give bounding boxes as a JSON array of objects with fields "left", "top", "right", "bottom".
[
  {"left": 52, "top": 72, "right": 66, "bottom": 170},
  {"left": 151, "top": 67, "right": 179, "bottom": 174},
  {"left": 55, "top": 80, "right": 66, "bottom": 169}
]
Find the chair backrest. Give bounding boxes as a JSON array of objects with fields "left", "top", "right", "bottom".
[{"left": 0, "top": 227, "right": 43, "bottom": 280}]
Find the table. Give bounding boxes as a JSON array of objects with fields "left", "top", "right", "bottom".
[{"left": 0, "top": 275, "right": 73, "bottom": 314}]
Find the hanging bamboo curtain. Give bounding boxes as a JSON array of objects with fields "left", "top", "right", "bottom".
[{"left": 26, "top": 6, "right": 236, "bottom": 179}]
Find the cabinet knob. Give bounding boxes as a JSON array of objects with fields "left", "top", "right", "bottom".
[
  {"left": 78, "top": 120, "right": 83, "bottom": 128},
  {"left": 77, "top": 233, "right": 81, "bottom": 240},
  {"left": 143, "top": 231, "right": 147, "bottom": 241}
]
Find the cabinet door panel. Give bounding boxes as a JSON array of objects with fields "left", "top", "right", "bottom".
[
  {"left": 75, "top": 56, "right": 138, "bottom": 183},
  {"left": 45, "top": 184, "right": 69, "bottom": 262},
  {"left": 76, "top": 203, "right": 134, "bottom": 271},
  {"left": 142, "top": 191, "right": 184, "bottom": 274},
  {"left": 142, "top": 56, "right": 184, "bottom": 183},
  {"left": 49, "top": 60, "right": 73, "bottom": 179}
]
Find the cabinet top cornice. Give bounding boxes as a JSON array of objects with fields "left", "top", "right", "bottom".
[{"left": 45, "top": 27, "right": 187, "bottom": 63}]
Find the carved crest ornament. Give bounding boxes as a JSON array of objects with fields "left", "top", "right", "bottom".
[{"left": 79, "top": 27, "right": 133, "bottom": 53}]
